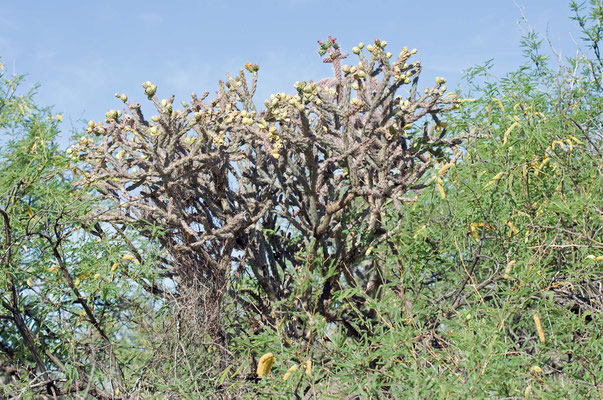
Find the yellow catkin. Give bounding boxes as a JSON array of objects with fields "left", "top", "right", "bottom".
[
  {"left": 257, "top": 353, "right": 275, "bottom": 378},
  {"left": 533, "top": 313, "right": 545, "bottom": 344},
  {"left": 502, "top": 121, "right": 518, "bottom": 146},
  {"left": 283, "top": 364, "right": 298, "bottom": 381},
  {"left": 438, "top": 163, "right": 454, "bottom": 176},
  {"left": 437, "top": 177, "right": 446, "bottom": 199},
  {"left": 504, "top": 260, "right": 516, "bottom": 279},
  {"left": 304, "top": 360, "right": 312, "bottom": 376},
  {"left": 121, "top": 254, "right": 139, "bottom": 264},
  {"left": 524, "top": 385, "right": 531, "bottom": 399},
  {"left": 484, "top": 171, "right": 505, "bottom": 188},
  {"left": 491, "top": 97, "right": 505, "bottom": 113}
]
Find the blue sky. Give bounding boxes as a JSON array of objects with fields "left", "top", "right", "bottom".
[{"left": 0, "top": 1, "right": 585, "bottom": 145}]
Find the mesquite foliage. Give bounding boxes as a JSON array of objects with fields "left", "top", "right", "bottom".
[{"left": 75, "top": 38, "right": 469, "bottom": 339}]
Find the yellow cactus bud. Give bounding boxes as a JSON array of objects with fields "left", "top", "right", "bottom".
[
  {"left": 358, "top": 42, "right": 364, "bottom": 49},
  {"left": 352, "top": 46, "right": 360, "bottom": 54}
]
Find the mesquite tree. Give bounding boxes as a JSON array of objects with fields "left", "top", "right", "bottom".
[{"left": 75, "top": 38, "right": 470, "bottom": 340}]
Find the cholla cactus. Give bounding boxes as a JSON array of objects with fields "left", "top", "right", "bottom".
[{"left": 77, "top": 37, "right": 470, "bottom": 341}]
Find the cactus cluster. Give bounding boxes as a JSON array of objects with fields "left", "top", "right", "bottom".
[{"left": 77, "top": 37, "right": 470, "bottom": 342}]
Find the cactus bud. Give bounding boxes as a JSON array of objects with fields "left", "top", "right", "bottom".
[
  {"left": 145, "top": 84, "right": 157, "bottom": 98},
  {"left": 151, "top": 115, "right": 159, "bottom": 122},
  {"left": 366, "top": 44, "right": 374, "bottom": 52},
  {"left": 88, "top": 120, "right": 95, "bottom": 128},
  {"left": 352, "top": 46, "right": 360, "bottom": 54},
  {"left": 142, "top": 81, "right": 152, "bottom": 88},
  {"left": 358, "top": 42, "right": 364, "bottom": 49},
  {"left": 410, "top": 48, "right": 417, "bottom": 55},
  {"left": 352, "top": 82, "right": 360, "bottom": 91}
]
